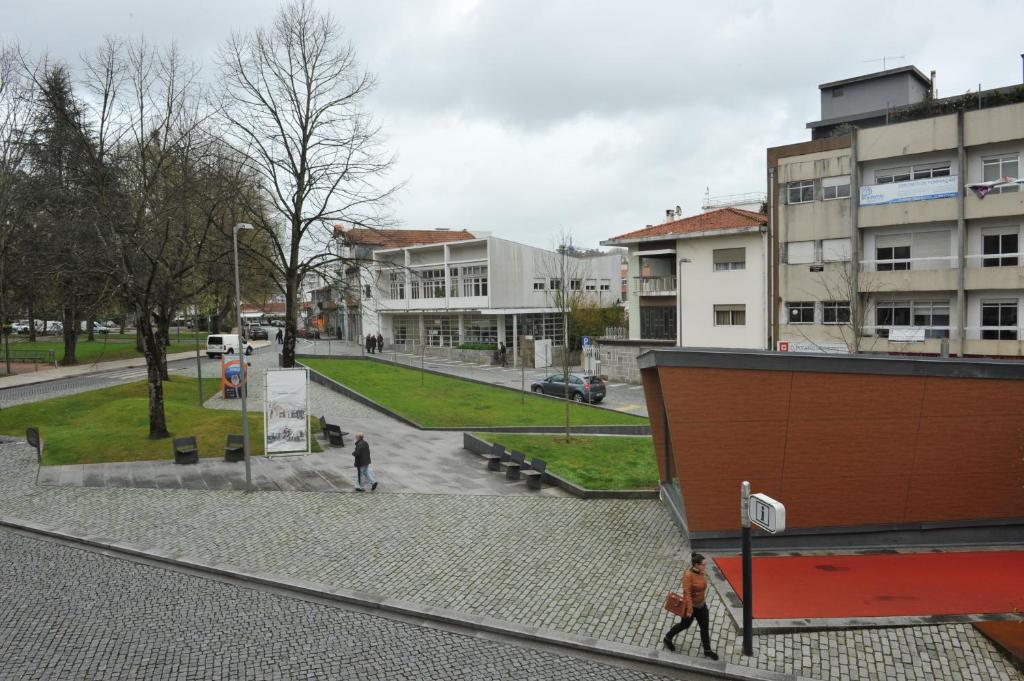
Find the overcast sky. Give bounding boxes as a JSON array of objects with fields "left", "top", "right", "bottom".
[{"left": 4, "top": 0, "right": 1024, "bottom": 249}]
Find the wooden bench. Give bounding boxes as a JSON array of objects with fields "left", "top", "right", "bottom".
[
  {"left": 224, "top": 434, "right": 245, "bottom": 462},
  {"left": 482, "top": 442, "right": 509, "bottom": 471},
  {"left": 319, "top": 415, "right": 350, "bottom": 447},
  {"left": 522, "top": 457, "right": 547, "bottom": 490},
  {"left": 6, "top": 349, "right": 57, "bottom": 368},
  {"left": 172, "top": 436, "right": 199, "bottom": 465},
  {"left": 26, "top": 427, "right": 43, "bottom": 464},
  {"left": 500, "top": 450, "right": 526, "bottom": 480}
]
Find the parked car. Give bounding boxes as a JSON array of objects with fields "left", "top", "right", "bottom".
[
  {"left": 205, "top": 334, "right": 254, "bottom": 359},
  {"left": 12, "top": 320, "right": 31, "bottom": 334},
  {"left": 298, "top": 327, "right": 320, "bottom": 340},
  {"left": 530, "top": 373, "right": 606, "bottom": 403},
  {"left": 79, "top": 321, "right": 112, "bottom": 333},
  {"left": 247, "top": 325, "right": 269, "bottom": 340}
]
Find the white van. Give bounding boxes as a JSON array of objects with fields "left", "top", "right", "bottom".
[{"left": 206, "top": 334, "right": 253, "bottom": 359}]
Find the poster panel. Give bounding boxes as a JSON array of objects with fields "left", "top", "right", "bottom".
[
  {"left": 221, "top": 354, "right": 245, "bottom": 398},
  {"left": 264, "top": 368, "right": 310, "bottom": 456}
]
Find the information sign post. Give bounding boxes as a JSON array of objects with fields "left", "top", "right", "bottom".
[{"left": 740, "top": 480, "right": 786, "bottom": 657}]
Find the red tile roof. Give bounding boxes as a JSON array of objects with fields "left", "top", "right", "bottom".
[
  {"left": 336, "top": 226, "right": 475, "bottom": 249},
  {"left": 607, "top": 208, "right": 766, "bottom": 242}
]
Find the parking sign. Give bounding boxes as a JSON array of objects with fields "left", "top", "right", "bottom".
[{"left": 581, "top": 336, "right": 591, "bottom": 348}]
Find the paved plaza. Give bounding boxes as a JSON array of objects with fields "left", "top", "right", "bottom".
[{"left": 0, "top": 345, "right": 1019, "bottom": 680}]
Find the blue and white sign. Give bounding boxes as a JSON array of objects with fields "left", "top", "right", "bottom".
[
  {"left": 581, "top": 336, "right": 592, "bottom": 348},
  {"left": 860, "top": 175, "right": 958, "bottom": 206}
]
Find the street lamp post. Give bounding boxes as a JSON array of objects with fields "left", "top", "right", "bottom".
[
  {"left": 676, "top": 257, "right": 691, "bottom": 346},
  {"left": 233, "top": 222, "right": 255, "bottom": 489}
]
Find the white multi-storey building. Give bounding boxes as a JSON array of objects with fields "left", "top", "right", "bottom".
[{"left": 368, "top": 235, "right": 622, "bottom": 357}]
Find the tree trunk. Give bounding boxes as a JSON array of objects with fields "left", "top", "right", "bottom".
[
  {"left": 139, "top": 317, "right": 169, "bottom": 439},
  {"left": 282, "top": 270, "right": 299, "bottom": 368},
  {"left": 135, "top": 325, "right": 144, "bottom": 352},
  {"left": 60, "top": 305, "right": 78, "bottom": 366},
  {"left": 155, "top": 310, "right": 170, "bottom": 380},
  {"left": 87, "top": 318, "right": 95, "bottom": 342}
]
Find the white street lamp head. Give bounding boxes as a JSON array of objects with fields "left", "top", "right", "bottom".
[{"left": 234, "top": 222, "right": 254, "bottom": 231}]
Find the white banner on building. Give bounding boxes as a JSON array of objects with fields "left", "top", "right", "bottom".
[
  {"left": 777, "top": 340, "right": 850, "bottom": 354},
  {"left": 264, "top": 368, "right": 310, "bottom": 457},
  {"left": 859, "top": 175, "right": 958, "bottom": 206},
  {"left": 888, "top": 327, "right": 926, "bottom": 342}
]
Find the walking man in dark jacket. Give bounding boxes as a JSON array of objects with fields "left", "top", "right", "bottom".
[
  {"left": 376, "top": 332, "right": 384, "bottom": 353},
  {"left": 352, "top": 432, "right": 378, "bottom": 492}
]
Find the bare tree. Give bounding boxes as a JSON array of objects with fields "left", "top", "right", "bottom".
[
  {"left": 787, "top": 261, "right": 880, "bottom": 354},
  {"left": 219, "top": 0, "right": 398, "bottom": 367}
]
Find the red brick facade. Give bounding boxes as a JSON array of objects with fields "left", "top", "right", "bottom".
[{"left": 644, "top": 361, "right": 1024, "bottom": 533}]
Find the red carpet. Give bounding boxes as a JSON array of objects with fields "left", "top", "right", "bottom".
[{"left": 715, "top": 551, "right": 1024, "bottom": 619}]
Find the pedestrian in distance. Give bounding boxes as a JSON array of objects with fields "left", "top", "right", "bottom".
[
  {"left": 369, "top": 334, "right": 377, "bottom": 354},
  {"left": 498, "top": 341, "right": 507, "bottom": 367},
  {"left": 365, "top": 333, "right": 373, "bottom": 354},
  {"left": 352, "top": 432, "right": 378, "bottom": 492},
  {"left": 376, "top": 332, "right": 384, "bottom": 353},
  {"left": 662, "top": 553, "right": 718, "bottom": 660},
  {"left": 275, "top": 328, "right": 283, "bottom": 344}
]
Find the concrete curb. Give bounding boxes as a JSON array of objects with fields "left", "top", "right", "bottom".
[
  {"left": 302, "top": 357, "right": 650, "bottom": 436},
  {"left": 0, "top": 515, "right": 817, "bottom": 681},
  {"left": 463, "top": 432, "right": 659, "bottom": 500}
]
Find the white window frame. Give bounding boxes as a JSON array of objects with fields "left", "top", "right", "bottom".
[
  {"left": 712, "top": 247, "right": 746, "bottom": 271},
  {"left": 822, "top": 301, "right": 851, "bottom": 325},
  {"left": 822, "top": 176, "right": 851, "bottom": 200},
  {"left": 981, "top": 227, "right": 1020, "bottom": 268},
  {"left": 982, "top": 154, "right": 1020, "bottom": 195},
  {"left": 981, "top": 299, "right": 1019, "bottom": 340},
  {"left": 787, "top": 180, "right": 814, "bottom": 204},
  {"left": 713, "top": 304, "right": 746, "bottom": 326},
  {"left": 599, "top": 279, "right": 611, "bottom": 291},
  {"left": 786, "top": 301, "right": 815, "bottom": 325},
  {"left": 533, "top": 279, "right": 546, "bottom": 291}
]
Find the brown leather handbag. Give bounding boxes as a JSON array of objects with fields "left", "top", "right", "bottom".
[{"left": 663, "top": 591, "right": 688, "bottom": 617}]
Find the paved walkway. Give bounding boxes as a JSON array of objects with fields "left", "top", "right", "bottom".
[{"left": 0, "top": 346, "right": 1019, "bottom": 680}]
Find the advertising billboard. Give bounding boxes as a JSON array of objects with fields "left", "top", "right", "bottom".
[{"left": 264, "top": 368, "right": 310, "bottom": 456}]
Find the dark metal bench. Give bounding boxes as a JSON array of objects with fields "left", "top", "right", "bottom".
[
  {"left": 26, "top": 427, "right": 43, "bottom": 464},
  {"left": 522, "top": 457, "right": 547, "bottom": 490},
  {"left": 172, "top": 436, "right": 199, "bottom": 465},
  {"left": 500, "top": 450, "right": 527, "bottom": 480},
  {"left": 318, "top": 415, "right": 349, "bottom": 447},
  {"left": 224, "top": 434, "right": 245, "bottom": 462},
  {"left": 6, "top": 349, "right": 57, "bottom": 368},
  {"left": 482, "top": 442, "right": 509, "bottom": 471}
]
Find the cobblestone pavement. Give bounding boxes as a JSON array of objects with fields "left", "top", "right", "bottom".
[
  {"left": 0, "top": 440, "right": 1018, "bottom": 680},
  {"left": 0, "top": 527, "right": 690, "bottom": 681}
]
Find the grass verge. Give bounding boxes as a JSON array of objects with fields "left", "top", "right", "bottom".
[
  {"left": 6, "top": 339, "right": 197, "bottom": 364},
  {"left": 0, "top": 376, "right": 321, "bottom": 465},
  {"left": 473, "top": 432, "right": 658, "bottom": 490},
  {"left": 301, "top": 358, "right": 648, "bottom": 428}
]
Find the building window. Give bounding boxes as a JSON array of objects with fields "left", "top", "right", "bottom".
[
  {"left": 363, "top": 284, "right": 372, "bottom": 299},
  {"left": 533, "top": 279, "right": 546, "bottom": 290},
  {"left": 876, "top": 233, "right": 911, "bottom": 271},
  {"left": 785, "top": 240, "right": 815, "bottom": 265},
  {"left": 640, "top": 306, "right": 676, "bottom": 340},
  {"left": 786, "top": 301, "right": 814, "bottom": 324},
  {"left": 913, "top": 300, "right": 950, "bottom": 338},
  {"left": 569, "top": 279, "right": 582, "bottom": 291},
  {"left": 463, "top": 316, "right": 498, "bottom": 343},
  {"left": 822, "top": 175, "right": 851, "bottom": 200},
  {"left": 822, "top": 301, "right": 851, "bottom": 325},
  {"left": 982, "top": 301, "right": 1018, "bottom": 340},
  {"left": 912, "top": 162, "right": 951, "bottom": 179},
  {"left": 714, "top": 304, "right": 746, "bottom": 326},
  {"left": 461, "top": 265, "right": 488, "bottom": 297},
  {"left": 983, "top": 155, "right": 1019, "bottom": 194},
  {"left": 519, "top": 312, "right": 566, "bottom": 344},
  {"left": 875, "top": 231, "right": 950, "bottom": 271},
  {"left": 388, "top": 273, "right": 405, "bottom": 300},
  {"left": 448, "top": 267, "right": 461, "bottom": 297},
  {"left": 983, "top": 230, "right": 1019, "bottom": 267},
  {"left": 423, "top": 314, "right": 459, "bottom": 346},
  {"left": 600, "top": 280, "right": 611, "bottom": 291},
  {"left": 712, "top": 247, "right": 746, "bottom": 271},
  {"left": 584, "top": 280, "right": 597, "bottom": 291},
  {"left": 549, "top": 279, "right": 561, "bottom": 290},
  {"left": 874, "top": 301, "right": 911, "bottom": 338},
  {"left": 787, "top": 180, "right": 814, "bottom": 204},
  {"left": 875, "top": 167, "right": 911, "bottom": 184},
  {"left": 822, "top": 238, "right": 852, "bottom": 262},
  {"left": 416, "top": 268, "right": 446, "bottom": 299}
]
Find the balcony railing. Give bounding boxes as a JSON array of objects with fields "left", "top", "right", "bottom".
[
  {"left": 858, "top": 256, "right": 957, "bottom": 272},
  {"left": 964, "top": 253, "right": 1021, "bottom": 268},
  {"left": 634, "top": 275, "right": 677, "bottom": 295}
]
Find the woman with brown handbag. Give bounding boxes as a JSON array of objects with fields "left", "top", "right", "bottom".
[{"left": 662, "top": 553, "right": 719, "bottom": 660}]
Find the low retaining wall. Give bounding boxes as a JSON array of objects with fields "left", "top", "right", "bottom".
[
  {"left": 299, "top": 354, "right": 650, "bottom": 436},
  {"left": 462, "top": 432, "right": 658, "bottom": 500},
  {"left": 596, "top": 340, "right": 675, "bottom": 384}
]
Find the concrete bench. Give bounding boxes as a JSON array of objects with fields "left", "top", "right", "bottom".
[
  {"left": 482, "top": 442, "right": 509, "bottom": 471},
  {"left": 500, "top": 450, "right": 526, "bottom": 481},
  {"left": 522, "top": 457, "right": 547, "bottom": 490},
  {"left": 172, "top": 436, "right": 199, "bottom": 465},
  {"left": 224, "top": 434, "right": 245, "bottom": 462}
]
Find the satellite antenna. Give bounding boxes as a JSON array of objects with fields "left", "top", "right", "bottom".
[{"left": 863, "top": 55, "right": 905, "bottom": 70}]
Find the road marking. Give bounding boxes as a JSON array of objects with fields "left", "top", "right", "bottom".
[{"left": 627, "top": 385, "right": 644, "bottom": 390}]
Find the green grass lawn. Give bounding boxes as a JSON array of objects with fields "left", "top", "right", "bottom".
[
  {"left": 0, "top": 377, "right": 278, "bottom": 465},
  {"left": 474, "top": 433, "right": 658, "bottom": 490},
  {"left": 301, "top": 358, "right": 649, "bottom": 428},
  {"left": 6, "top": 339, "right": 197, "bottom": 364}
]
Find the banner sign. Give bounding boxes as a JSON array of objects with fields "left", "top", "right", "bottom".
[
  {"left": 264, "top": 368, "right": 310, "bottom": 456},
  {"left": 859, "top": 175, "right": 958, "bottom": 206},
  {"left": 221, "top": 354, "right": 246, "bottom": 399},
  {"left": 889, "top": 327, "right": 926, "bottom": 342}
]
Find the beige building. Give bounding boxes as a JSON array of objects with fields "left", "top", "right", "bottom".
[{"left": 769, "top": 66, "right": 1024, "bottom": 358}]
